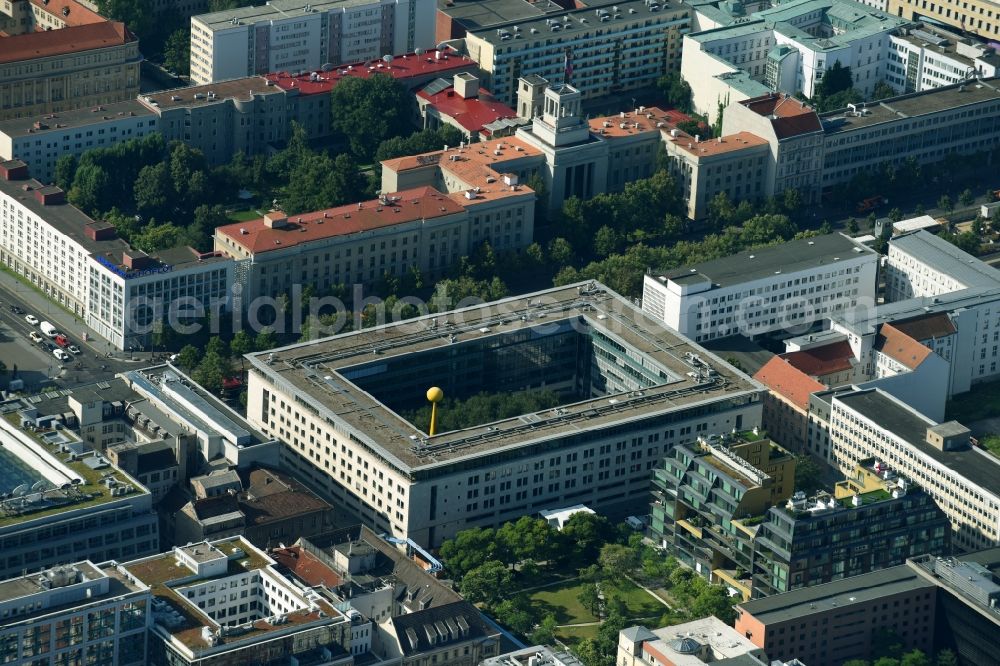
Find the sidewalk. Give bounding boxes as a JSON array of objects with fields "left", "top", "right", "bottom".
[{"left": 0, "top": 267, "right": 153, "bottom": 361}]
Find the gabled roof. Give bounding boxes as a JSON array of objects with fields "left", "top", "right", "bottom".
[
  {"left": 875, "top": 323, "right": 933, "bottom": 370},
  {"left": 779, "top": 341, "right": 856, "bottom": 378},
  {"left": 740, "top": 93, "right": 822, "bottom": 139},
  {"left": 890, "top": 312, "right": 957, "bottom": 341},
  {"left": 0, "top": 21, "right": 133, "bottom": 64},
  {"left": 754, "top": 356, "right": 826, "bottom": 410},
  {"left": 390, "top": 600, "right": 495, "bottom": 655}
]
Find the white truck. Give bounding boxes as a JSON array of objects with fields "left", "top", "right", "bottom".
[{"left": 39, "top": 321, "right": 58, "bottom": 337}]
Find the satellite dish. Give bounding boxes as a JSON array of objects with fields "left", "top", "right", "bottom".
[
  {"left": 382, "top": 54, "right": 393, "bottom": 63},
  {"left": 30, "top": 480, "right": 46, "bottom": 491},
  {"left": 12, "top": 484, "right": 28, "bottom": 497}
]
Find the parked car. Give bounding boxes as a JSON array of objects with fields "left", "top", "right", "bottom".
[
  {"left": 53, "top": 348, "right": 69, "bottom": 361},
  {"left": 24, "top": 314, "right": 39, "bottom": 326},
  {"left": 44, "top": 342, "right": 56, "bottom": 351},
  {"left": 29, "top": 331, "right": 43, "bottom": 343},
  {"left": 54, "top": 334, "right": 69, "bottom": 348},
  {"left": 9, "top": 305, "right": 23, "bottom": 315},
  {"left": 67, "top": 345, "right": 81, "bottom": 355}
]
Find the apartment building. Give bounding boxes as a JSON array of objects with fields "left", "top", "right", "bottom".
[
  {"left": 0, "top": 100, "right": 156, "bottom": 184},
  {"left": 0, "top": 161, "right": 233, "bottom": 350},
  {"left": 0, "top": 21, "right": 140, "bottom": 121},
  {"left": 660, "top": 128, "right": 770, "bottom": 220},
  {"left": 642, "top": 232, "right": 879, "bottom": 343},
  {"left": 829, "top": 386, "right": 1000, "bottom": 551},
  {"left": 189, "top": 0, "right": 436, "bottom": 85},
  {"left": 651, "top": 431, "right": 948, "bottom": 599},
  {"left": 617, "top": 616, "right": 768, "bottom": 666},
  {"left": 820, "top": 78, "right": 1000, "bottom": 188},
  {"left": 683, "top": 0, "right": 910, "bottom": 121},
  {"left": 754, "top": 356, "right": 826, "bottom": 453},
  {"left": 244, "top": 283, "right": 765, "bottom": 547},
  {"left": 887, "top": 24, "right": 1000, "bottom": 92},
  {"left": 214, "top": 182, "right": 535, "bottom": 301},
  {"left": 734, "top": 563, "right": 939, "bottom": 666},
  {"left": 274, "top": 526, "right": 502, "bottom": 664},
  {"left": 888, "top": 0, "right": 1000, "bottom": 44},
  {"left": 0, "top": 403, "right": 159, "bottom": 581},
  {"left": 122, "top": 537, "right": 353, "bottom": 666},
  {"left": 0, "top": 561, "right": 152, "bottom": 666},
  {"left": 886, "top": 229, "right": 1000, "bottom": 301},
  {"left": 460, "top": 0, "right": 691, "bottom": 106}
]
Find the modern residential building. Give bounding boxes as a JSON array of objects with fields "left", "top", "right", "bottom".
[
  {"left": 0, "top": 100, "right": 157, "bottom": 184},
  {"left": 244, "top": 282, "right": 765, "bottom": 547},
  {"left": 734, "top": 562, "right": 939, "bottom": 666},
  {"left": 683, "top": 0, "right": 910, "bottom": 120},
  {"left": 415, "top": 73, "right": 524, "bottom": 142},
  {"left": 650, "top": 430, "right": 948, "bottom": 599},
  {"left": 458, "top": 0, "right": 691, "bottom": 106},
  {"left": 214, "top": 182, "right": 535, "bottom": 302},
  {"left": 0, "top": 21, "right": 140, "bottom": 121},
  {"left": 617, "top": 616, "right": 769, "bottom": 666},
  {"left": 0, "top": 561, "right": 152, "bottom": 666},
  {"left": 189, "top": 0, "right": 437, "bottom": 85},
  {"left": 172, "top": 467, "right": 337, "bottom": 548},
  {"left": 0, "top": 399, "right": 159, "bottom": 581},
  {"left": 828, "top": 386, "right": 1000, "bottom": 551},
  {"left": 0, "top": 161, "right": 234, "bottom": 350},
  {"left": 641, "top": 232, "right": 879, "bottom": 343},
  {"left": 273, "top": 525, "right": 502, "bottom": 663},
  {"left": 736, "top": 549, "right": 1000, "bottom": 666},
  {"left": 122, "top": 537, "right": 353, "bottom": 666}
]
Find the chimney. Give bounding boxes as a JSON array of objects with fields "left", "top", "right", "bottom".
[
  {"left": 0, "top": 160, "right": 29, "bottom": 181},
  {"left": 454, "top": 72, "right": 480, "bottom": 99},
  {"left": 122, "top": 250, "right": 154, "bottom": 270},
  {"left": 33, "top": 186, "right": 65, "bottom": 206}
]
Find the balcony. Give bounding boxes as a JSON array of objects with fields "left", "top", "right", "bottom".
[
  {"left": 712, "top": 567, "right": 753, "bottom": 601},
  {"left": 676, "top": 518, "right": 703, "bottom": 539}
]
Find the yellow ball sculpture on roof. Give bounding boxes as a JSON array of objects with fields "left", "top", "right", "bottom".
[{"left": 427, "top": 387, "right": 444, "bottom": 436}]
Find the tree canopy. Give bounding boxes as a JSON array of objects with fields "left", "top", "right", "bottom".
[{"left": 330, "top": 75, "right": 415, "bottom": 162}]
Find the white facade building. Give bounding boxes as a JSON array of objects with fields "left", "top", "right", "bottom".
[
  {"left": 189, "top": 0, "right": 436, "bottom": 85},
  {"left": 887, "top": 25, "right": 1000, "bottom": 93},
  {"left": 830, "top": 387, "right": 1000, "bottom": 552},
  {"left": 0, "top": 100, "right": 156, "bottom": 185},
  {"left": 885, "top": 228, "right": 1000, "bottom": 302},
  {"left": 642, "top": 233, "right": 879, "bottom": 343},
  {"left": 0, "top": 160, "right": 233, "bottom": 350},
  {"left": 0, "top": 561, "right": 151, "bottom": 666}
]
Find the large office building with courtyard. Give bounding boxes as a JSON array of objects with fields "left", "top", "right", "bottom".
[{"left": 245, "top": 282, "right": 765, "bottom": 547}]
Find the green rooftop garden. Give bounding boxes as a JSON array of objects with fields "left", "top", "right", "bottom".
[{"left": 0, "top": 413, "right": 145, "bottom": 527}]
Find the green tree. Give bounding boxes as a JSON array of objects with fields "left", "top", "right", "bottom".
[
  {"left": 900, "top": 651, "right": 931, "bottom": 666},
  {"left": 68, "top": 163, "right": 110, "bottom": 214},
  {"left": 163, "top": 28, "right": 190, "bottom": 75},
  {"left": 593, "top": 225, "right": 620, "bottom": 257},
  {"left": 54, "top": 154, "right": 78, "bottom": 190},
  {"left": 132, "top": 222, "right": 182, "bottom": 252},
  {"left": 657, "top": 72, "right": 693, "bottom": 112},
  {"left": 847, "top": 218, "right": 860, "bottom": 234},
  {"left": 255, "top": 327, "right": 277, "bottom": 351},
  {"left": 816, "top": 61, "right": 853, "bottom": 99},
  {"left": 431, "top": 276, "right": 508, "bottom": 311},
  {"left": 561, "top": 512, "right": 616, "bottom": 563},
  {"left": 577, "top": 584, "right": 601, "bottom": 616},
  {"left": 941, "top": 230, "right": 981, "bottom": 254},
  {"left": 675, "top": 119, "right": 704, "bottom": 137},
  {"left": 934, "top": 649, "right": 958, "bottom": 666},
  {"left": 439, "top": 527, "right": 499, "bottom": 578},
  {"left": 230, "top": 330, "right": 254, "bottom": 367},
  {"left": 872, "top": 80, "right": 897, "bottom": 101},
  {"left": 133, "top": 163, "right": 173, "bottom": 215},
  {"left": 794, "top": 455, "right": 824, "bottom": 494},
  {"left": 205, "top": 336, "right": 229, "bottom": 359},
  {"left": 96, "top": 0, "right": 153, "bottom": 39},
  {"left": 176, "top": 344, "right": 201, "bottom": 371},
  {"left": 889, "top": 207, "right": 903, "bottom": 222},
  {"left": 548, "top": 237, "right": 575, "bottom": 266},
  {"left": 690, "top": 585, "right": 736, "bottom": 624},
  {"left": 192, "top": 351, "right": 230, "bottom": 394},
  {"left": 597, "top": 543, "right": 639, "bottom": 582},
  {"left": 959, "top": 188, "right": 975, "bottom": 207},
  {"left": 493, "top": 596, "right": 537, "bottom": 635},
  {"left": 459, "top": 560, "right": 513, "bottom": 607},
  {"left": 330, "top": 75, "right": 414, "bottom": 161},
  {"left": 497, "top": 516, "right": 556, "bottom": 565},
  {"left": 530, "top": 613, "right": 558, "bottom": 646},
  {"left": 937, "top": 194, "right": 953, "bottom": 212}
]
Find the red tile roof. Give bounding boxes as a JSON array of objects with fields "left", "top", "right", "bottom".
[
  {"left": 875, "top": 323, "right": 933, "bottom": 370},
  {"left": 779, "top": 340, "right": 856, "bottom": 378},
  {"left": 215, "top": 187, "right": 464, "bottom": 255},
  {"left": 416, "top": 87, "right": 517, "bottom": 134},
  {"left": 265, "top": 49, "right": 475, "bottom": 95},
  {"left": 271, "top": 546, "right": 343, "bottom": 589},
  {"left": 0, "top": 21, "right": 133, "bottom": 64},
  {"left": 754, "top": 356, "right": 826, "bottom": 410},
  {"left": 29, "top": 0, "right": 104, "bottom": 26},
  {"left": 890, "top": 312, "right": 957, "bottom": 341},
  {"left": 740, "top": 93, "right": 822, "bottom": 139}
]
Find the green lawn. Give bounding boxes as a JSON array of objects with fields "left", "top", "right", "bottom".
[
  {"left": 226, "top": 209, "right": 263, "bottom": 222},
  {"left": 525, "top": 579, "right": 665, "bottom": 628},
  {"left": 554, "top": 624, "right": 599, "bottom": 646},
  {"left": 981, "top": 435, "right": 1000, "bottom": 460},
  {"left": 946, "top": 380, "right": 1000, "bottom": 423}
]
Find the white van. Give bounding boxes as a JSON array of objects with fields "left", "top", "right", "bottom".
[
  {"left": 625, "top": 516, "right": 646, "bottom": 530},
  {"left": 39, "top": 321, "right": 58, "bottom": 337}
]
